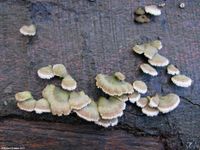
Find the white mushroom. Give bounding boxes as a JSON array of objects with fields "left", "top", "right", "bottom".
[
  {"left": 114, "top": 72, "right": 126, "bottom": 81},
  {"left": 132, "top": 44, "right": 145, "bottom": 54},
  {"left": 171, "top": 75, "right": 192, "bottom": 87},
  {"left": 15, "top": 91, "right": 33, "bottom": 102},
  {"left": 148, "top": 53, "right": 169, "bottom": 67},
  {"left": 167, "top": 64, "right": 180, "bottom": 75},
  {"left": 133, "top": 80, "right": 148, "bottom": 94},
  {"left": 142, "top": 105, "right": 159, "bottom": 117},
  {"left": 144, "top": 45, "right": 158, "bottom": 59},
  {"left": 37, "top": 65, "right": 54, "bottom": 79},
  {"left": 140, "top": 63, "right": 158, "bottom": 76},
  {"left": 19, "top": 24, "right": 36, "bottom": 36},
  {"left": 61, "top": 75, "right": 77, "bottom": 91},
  {"left": 17, "top": 99, "right": 36, "bottom": 112},
  {"left": 95, "top": 118, "right": 118, "bottom": 128},
  {"left": 136, "top": 97, "right": 149, "bottom": 108},
  {"left": 144, "top": 5, "right": 161, "bottom": 16},
  {"left": 53, "top": 64, "right": 68, "bottom": 78},
  {"left": 128, "top": 92, "right": 141, "bottom": 104},
  {"left": 149, "top": 94, "right": 160, "bottom": 108},
  {"left": 150, "top": 40, "right": 163, "bottom": 50},
  {"left": 34, "top": 98, "right": 51, "bottom": 114}
]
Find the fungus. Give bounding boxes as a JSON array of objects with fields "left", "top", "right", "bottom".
[
  {"left": 74, "top": 100, "right": 100, "bottom": 122},
  {"left": 167, "top": 64, "right": 180, "bottom": 75},
  {"left": 61, "top": 75, "right": 77, "bottom": 91},
  {"left": 144, "top": 5, "right": 161, "bottom": 16},
  {"left": 144, "top": 45, "right": 158, "bottom": 59},
  {"left": 115, "top": 94, "right": 129, "bottom": 102},
  {"left": 133, "top": 80, "right": 148, "bottom": 94},
  {"left": 17, "top": 99, "right": 36, "bottom": 112},
  {"left": 34, "top": 98, "right": 51, "bottom": 114},
  {"left": 69, "top": 91, "right": 92, "bottom": 110},
  {"left": 158, "top": 93, "right": 180, "bottom": 113},
  {"left": 142, "top": 105, "right": 159, "bottom": 117},
  {"left": 132, "top": 44, "right": 145, "bottom": 54},
  {"left": 52, "top": 64, "right": 68, "bottom": 78},
  {"left": 128, "top": 92, "right": 141, "bottom": 104},
  {"left": 140, "top": 63, "right": 158, "bottom": 76},
  {"left": 150, "top": 40, "right": 162, "bottom": 50},
  {"left": 149, "top": 94, "right": 160, "bottom": 108},
  {"left": 15, "top": 91, "right": 33, "bottom": 102},
  {"left": 136, "top": 97, "right": 148, "bottom": 108},
  {"left": 148, "top": 53, "right": 169, "bottom": 67},
  {"left": 135, "top": 15, "right": 150, "bottom": 24},
  {"left": 19, "top": 24, "right": 36, "bottom": 36},
  {"left": 95, "top": 118, "right": 118, "bottom": 128},
  {"left": 42, "top": 84, "right": 71, "bottom": 116},
  {"left": 95, "top": 73, "right": 133, "bottom": 96},
  {"left": 98, "top": 97, "right": 126, "bottom": 119},
  {"left": 171, "top": 75, "right": 192, "bottom": 87},
  {"left": 114, "top": 72, "right": 126, "bottom": 81},
  {"left": 135, "top": 7, "right": 145, "bottom": 15},
  {"left": 37, "top": 65, "right": 54, "bottom": 79}
]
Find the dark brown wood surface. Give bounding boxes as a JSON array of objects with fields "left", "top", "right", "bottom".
[{"left": 0, "top": 0, "right": 200, "bottom": 149}]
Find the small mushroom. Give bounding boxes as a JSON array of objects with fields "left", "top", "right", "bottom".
[
  {"left": 148, "top": 94, "right": 160, "bottom": 108},
  {"left": 61, "top": 75, "right": 77, "bottom": 91},
  {"left": 144, "top": 5, "right": 161, "bottom": 16},
  {"left": 15, "top": 91, "right": 33, "bottom": 102},
  {"left": 148, "top": 53, "right": 169, "bottom": 67},
  {"left": 135, "top": 15, "right": 150, "bottom": 24},
  {"left": 158, "top": 93, "right": 180, "bottom": 113},
  {"left": 95, "top": 118, "right": 118, "bottom": 128},
  {"left": 142, "top": 105, "right": 159, "bottom": 117},
  {"left": 167, "top": 64, "right": 180, "bottom": 75},
  {"left": 69, "top": 91, "right": 92, "bottom": 110},
  {"left": 115, "top": 94, "right": 129, "bottom": 102},
  {"left": 42, "top": 84, "right": 71, "bottom": 116},
  {"left": 74, "top": 100, "right": 100, "bottom": 122},
  {"left": 19, "top": 24, "right": 36, "bottom": 36},
  {"left": 34, "top": 98, "right": 51, "bottom": 114},
  {"left": 133, "top": 80, "right": 147, "bottom": 94},
  {"left": 95, "top": 73, "right": 133, "bottom": 96},
  {"left": 53, "top": 64, "right": 68, "bottom": 78},
  {"left": 37, "top": 65, "right": 54, "bottom": 79},
  {"left": 136, "top": 97, "right": 148, "bottom": 108},
  {"left": 150, "top": 40, "right": 162, "bottom": 50},
  {"left": 17, "top": 99, "right": 36, "bottom": 112},
  {"left": 132, "top": 44, "right": 145, "bottom": 54},
  {"left": 171, "top": 75, "right": 192, "bottom": 87},
  {"left": 144, "top": 45, "right": 158, "bottom": 59},
  {"left": 114, "top": 72, "right": 126, "bottom": 81},
  {"left": 98, "top": 97, "right": 126, "bottom": 119},
  {"left": 128, "top": 92, "right": 141, "bottom": 104},
  {"left": 135, "top": 7, "right": 145, "bottom": 15},
  {"left": 140, "top": 63, "right": 158, "bottom": 76}
]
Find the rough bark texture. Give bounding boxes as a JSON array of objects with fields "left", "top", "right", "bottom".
[{"left": 0, "top": 0, "right": 200, "bottom": 149}]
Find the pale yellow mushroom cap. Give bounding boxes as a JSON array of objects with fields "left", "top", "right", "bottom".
[
  {"left": 34, "top": 98, "right": 51, "bottom": 114},
  {"left": 53, "top": 64, "right": 68, "bottom": 78},
  {"left": 148, "top": 53, "right": 169, "bottom": 67},
  {"left": 144, "top": 5, "right": 161, "bottom": 16},
  {"left": 114, "top": 72, "right": 126, "bottom": 81},
  {"left": 15, "top": 91, "right": 33, "bottom": 102},
  {"left": 167, "top": 64, "right": 180, "bottom": 75},
  {"left": 171, "top": 74, "right": 192, "bottom": 87},
  {"left": 95, "top": 118, "right": 118, "bottom": 128},
  {"left": 136, "top": 97, "right": 148, "bottom": 108},
  {"left": 115, "top": 94, "right": 129, "bottom": 102},
  {"left": 69, "top": 91, "right": 92, "bottom": 110},
  {"left": 148, "top": 94, "right": 160, "bottom": 108},
  {"left": 144, "top": 44, "right": 158, "bottom": 59},
  {"left": 133, "top": 80, "right": 148, "bottom": 94},
  {"left": 128, "top": 92, "right": 141, "bottom": 104},
  {"left": 98, "top": 97, "right": 126, "bottom": 119},
  {"left": 95, "top": 74, "right": 134, "bottom": 96},
  {"left": 140, "top": 63, "right": 158, "bottom": 76},
  {"left": 61, "top": 75, "right": 77, "bottom": 91},
  {"left": 150, "top": 40, "right": 162, "bottom": 50},
  {"left": 132, "top": 44, "right": 145, "bottom": 54},
  {"left": 74, "top": 100, "right": 100, "bottom": 122},
  {"left": 17, "top": 99, "right": 36, "bottom": 112},
  {"left": 37, "top": 65, "right": 54, "bottom": 79},
  {"left": 19, "top": 24, "right": 36, "bottom": 36},
  {"left": 142, "top": 105, "right": 159, "bottom": 117},
  {"left": 158, "top": 93, "right": 180, "bottom": 113}
]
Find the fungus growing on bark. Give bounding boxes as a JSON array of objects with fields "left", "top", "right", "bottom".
[
  {"left": 136, "top": 97, "right": 148, "bottom": 108},
  {"left": 144, "top": 5, "right": 161, "bottom": 16},
  {"left": 133, "top": 80, "right": 148, "bottom": 94},
  {"left": 95, "top": 118, "right": 118, "bottom": 128},
  {"left": 95, "top": 73, "right": 133, "bottom": 96},
  {"left": 135, "top": 15, "right": 150, "bottom": 24},
  {"left": 17, "top": 99, "right": 36, "bottom": 112},
  {"left": 135, "top": 7, "right": 145, "bottom": 15},
  {"left": 140, "top": 63, "right": 158, "bottom": 76},
  {"left": 142, "top": 105, "right": 159, "bottom": 116},
  {"left": 144, "top": 45, "right": 158, "bottom": 59},
  {"left": 148, "top": 53, "right": 169, "bottom": 67},
  {"left": 115, "top": 94, "right": 129, "bottom": 102},
  {"left": 128, "top": 92, "right": 141, "bottom": 104},
  {"left": 98, "top": 97, "right": 126, "bottom": 119},
  {"left": 150, "top": 40, "right": 162, "bottom": 50},
  {"left": 114, "top": 72, "right": 126, "bottom": 81},
  {"left": 19, "top": 24, "right": 36, "bottom": 36},
  {"left": 149, "top": 94, "right": 160, "bottom": 108},
  {"left": 69, "top": 91, "right": 92, "bottom": 110},
  {"left": 132, "top": 44, "right": 145, "bottom": 54},
  {"left": 15, "top": 91, "right": 33, "bottom": 102},
  {"left": 167, "top": 64, "right": 180, "bottom": 75},
  {"left": 171, "top": 75, "right": 192, "bottom": 87},
  {"left": 34, "top": 98, "right": 51, "bottom": 114},
  {"left": 61, "top": 75, "right": 77, "bottom": 91},
  {"left": 37, "top": 65, "right": 54, "bottom": 79},
  {"left": 53, "top": 64, "right": 68, "bottom": 78}
]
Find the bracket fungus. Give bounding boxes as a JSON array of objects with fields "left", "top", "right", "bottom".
[
  {"left": 148, "top": 53, "right": 169, "bottom": 67},
  {"left": 61, "top": 75, "right": 77, "bottom": 91},
  {"left": 95, "top": 118, "right": 118, "bottom": 128},
  {"left": 128, "top": 92, "right": 141, "bottom": 104},
  {"left": 171, "top": 75, "right": 192, "bottom": 87},
  {"left": 158, "top": 93, "right": 180, "bottom": 113},
  {"left": 136, "top": 97, "right": 148, "bottom": 108},
  {"left": 19, "top": 24, "right": 36, "bottom": 36},
  {"left": 74, "top": 100, "right": 100, "bottom": 122},
  {"left": 142, "top": 105, "right": 159, "bottom": 117},
  {"left": 15, "top": 91, "right": 33, "bottom": 102},
  {"left": 42, "top": 84, "right": 71, "bottom": 116},
  {"left": 144, "top": 45, "right": 158, "bottom": 59},
  {"left": 34, "top": 98, "right": 51, "bottom": 114},
  {"left": 135, "top": 15, "right": 150, "bottom": 24},
  {"left": 144, "top": 5, "right": 161, "bottom": 16},
  {"left": 95, "top": 73, "right": 133, "bottom": 96},
  {"left": 132, "top": 44, "right": 145, "bottom": 54},
  {"left": 53, "top": 64, "right": 68, "bottom": 78},
  {"left": 98, "top": 97, "right": 126, "bottom": 119},
  {"left": 115, "top": 94, "right": 129, "bottom": 102},
  {"left": 167, "top": 64, "right": 180, "bottom": 75},
  {"left": 114, "top": 72, "right": 126, "bottom": 81},
  {"left": 17, "top": 99, "right": 36, "bottom": 112},
  {"left": 148, "top": 94, "right": 160, "bottom": 108},
  {"left": 135, "top": 7, "right": 145, "bottom": 15},
  {"left": 69, "top": 91, "right": 92, "bottom": 110},
  {"left": 150, "top": 40, "right": 162, "bottom": 50},
  {"left": 133, "top": 80, "right": 148, "bottom": 94},
  {"left": 37, "top": 65, "right": 54, "bottom": 79},
  {"left": 140, "top": 63, "right": 158, "bottom": 76}
]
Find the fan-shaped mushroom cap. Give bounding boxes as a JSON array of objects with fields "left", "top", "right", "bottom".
[
  {"left": 144, "top": 45, "right": 158, "bottom": 59},
  {"left": 171, "top": 75, "right": 192, "bottom": 87},
  {"left": 128, "top": 92, "right": 141, "bottom": 104},
  {"left": 53, "top": 64, "right": 68, "bottom": 78},
  {"left": 132, "top": 44, "right": 145, "bottom": 54},
  {"left": 95, "top": 118, "right": 118, "bottom": 128},
  {"left": 135, "top": 7, "right": 145, "bottom": 15},
  {"left": 95, "top": 74, "right": 134, "bottom": 96},
  {"left": 19, "top": 24, "right": 36, "bottom": 36},
  {"left": 148, "top": 53, "right": 169, "bottom": 67},
  {"left": 74, "top": 100, "right": 100, "bottom": 122},
  {"left": 140, "top": 63, "right": 158, "bottom": 76},
  {"left": 149, "top": 94, "right": 160, "bottom": 108},
  {"left": 34, "top": 98, "right": 51, "bottom": 114},
  {"left": 135, "top": 15, "right": 150, "bottom": 24},
  {"left": 114, "top": 72, "right": 126, "bottom": 81},
  {"left": 37, "top": 65, "right": 54, "bottom": 79},
  {"left": 42, "top": 84, "right": 71, "bottom": 116},
  {"left": 17, "top": 99, "right": 36, "bottom": 112},
  {"left": 69, "top": 91, "right": 92, "bottom": 110},
  {"left": 136, "top": 97, "right": 148, "bottom": 108},
  {"left": 158, "top": 93, "right": 180, "bottom": 113},
  {"left": 144, "top": 5, "right": 161, "bottom": 16},
  {"left": 61, "top": 75, "right": 77, "bottom": 91},
  {"left": 15, "top": 91, "right": 33, "bottom": 102},
  {"left": 150, "top": 40, "right": 162, "bottom": 50},
  {"left": 167, "top": 64, "right": 180, "bottom": 75},
  {"left": 142, "top": 105, "right": 159, "bottom": 117},
  {"left": 115, "top": 94, "right": 129, "bottom": 102},
  {"left": 98, "top": 97, "right": 126, "bottom": 119},
  {"left": 133, "top": 80, "right": 148, "bottom": 94}
]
